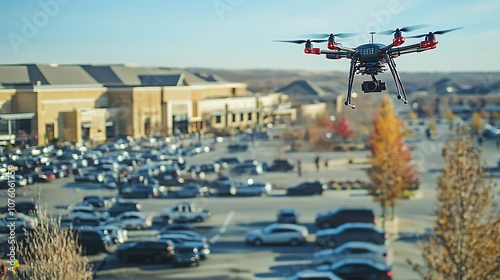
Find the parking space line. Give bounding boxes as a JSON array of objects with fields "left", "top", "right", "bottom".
[{"left": 210, "top": 210, "right": 234, "bottom": 244}]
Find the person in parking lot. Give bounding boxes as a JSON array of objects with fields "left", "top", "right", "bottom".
[
  {"left": 315, "top": 155, "right": 320, "bottom": 171},
  {"left": 297, "top": 160, "right": 302, "bottom": 177}
]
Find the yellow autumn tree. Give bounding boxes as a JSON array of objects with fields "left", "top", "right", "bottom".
[
  {"left": 470, "top": 112, "right": 484, "bottom": 134},
  {"left": 408, "top": 126, "right": 500, "bottom": 279},
  {"left": 408, "top": 110, "right": 418, "bottom": 121},
  {"left": 367, "top": 94, "right": 419, "bottom": 228}
]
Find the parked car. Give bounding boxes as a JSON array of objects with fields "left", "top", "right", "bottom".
[
  {"left": 115, "top": 239, "right": 175, "bottom": 263},
  {"left": 121, "top": 185, "right": 160, "bottom": 199},
  {"left": 286, "top": 181, "right": 327, "bottom": 196},
  {"left": 172, "top": 183, "right": 209, "bottom": 198},
  {"left": 315, "top": 258, "right": 393, "bottom": 280},
  {"left": 5, "top": 201, "right": 39, "bottom": 215},
  {"left": 159, "top": 223, "right": 194, "bottom": 232},
  {"left": 230, "top": 161, "right": 263, "bottom": 175},
  {"left": 95, "top": 225, "right": 128, "bottom": 244},
  {"left": 162, "top": 237, "right": 210, "bottom": 260},
  {"left": 268, "top": 159, "right": 294, "bottom": 172},
  {"left": 66, "top": 205, "right": 109, "bottom": 223},
  {"left": 286, "top": 270, "right": 342, "bottom": 280},
  {"left": 315, "top": 223, "right": 389, "bottom": 248},
  {"left": 245, "top": 223, "right": 308, "bottom": 246},
  {"left": 312, "top": 241, "right": 391, "bottom": 266},
  {"left": 277, "top": 208, "right": 299, "bottom": 224},
  {"left": 315, "top": 207, "right": 376, "bottom": 229},
  {"left": 73, "top": 228, "right": 114, "bottom": 255},
  {"left": 157, "top": 233, "right": 207, "bottom": 244},
  {"left": 107, "top": 201, "right": 141, "bottom": 217},
  {"left": 236, "top": 181, "right": 272, "bottom": 196},
  {"left": 0, "top": 212, "right": 38, "bottom": 233},
  {"left": 227, "top": 143, "right": 248, "bottom": 153},
  {"left": 107, "top": 211, "right": 153, "bottom": 230},
  {"left": 172, "top": 245, "right": 200, "bottom": 267}
]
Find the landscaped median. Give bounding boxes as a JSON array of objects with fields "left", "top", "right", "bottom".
[{"left": 328, "top": 180, "right": 422, "bottom": 200}]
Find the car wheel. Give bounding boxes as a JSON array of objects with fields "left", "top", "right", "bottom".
[
  {"left": 321, "top": 222, "right": 331, "bottom": 229},
  {"left": 253, "top": 238, "right": 263, "bottom": 246},
  {"left": 290, "top": 239, "right": 299, "bottom": 246}
]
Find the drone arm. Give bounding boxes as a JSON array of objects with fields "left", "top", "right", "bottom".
[
  {"left": 388, "top": 42, "right": 435, "bottom": 56},
  {"left": 320, "top": 50, "right": 352, "bottom": 56}
]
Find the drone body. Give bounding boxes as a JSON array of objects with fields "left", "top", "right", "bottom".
[{"left": 275, "top": 25, "right": 461, "bottom": 109}]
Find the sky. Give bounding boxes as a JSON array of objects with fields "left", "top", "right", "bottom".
[{"left": 0, "top": 0, "right": 499, "bottom": 73}]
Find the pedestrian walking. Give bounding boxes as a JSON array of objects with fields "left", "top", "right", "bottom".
[
  {"left": 314, "top": 155, "right": 320, "bottom": 171},
  {"left": 324, "top": 159, "right": 329, "bottom": 168},
  {"left": 297, "top": 160, "right": 302, "bottom": 177}
]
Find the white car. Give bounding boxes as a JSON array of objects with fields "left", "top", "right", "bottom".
[
  {"left": 286, "top": 270, "right": 342, "bottom": 280},
  {"left": 245, "top": 223, "right": 308, "bottom": 246},
  {"left": 312, "top": 241, "right": 392, "bottom": 266},
  {"left": 107, "top": 211, "right": 153, "bottom": 230},
  {"left": 66, "top": 205, "right": 109, "bottom": 222},
  {"left": 0, "top": 213, "right": 38, "bottom": 233}
]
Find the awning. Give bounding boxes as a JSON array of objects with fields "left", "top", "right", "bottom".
[
  {"left": 81, "top": 121, "right": 113, "bottom": 128},
  {"left": 0, "top": 113, "right": 35, "bottom": 120}
]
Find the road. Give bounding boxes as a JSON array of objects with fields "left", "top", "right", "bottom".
[{"left": 2, "top": 129, "right": 500, "bottom": 280}]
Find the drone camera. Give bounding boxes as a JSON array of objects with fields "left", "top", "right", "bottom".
[{"left": 362, "top": 80, "right": 386, "bottom": 93}]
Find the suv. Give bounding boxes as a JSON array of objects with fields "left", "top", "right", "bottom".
[
  {"left": 107, "top": 201, "right": 141, "bottom": 217},
  {"left": 116, "top": 239, "right": 175, "bottom": 263},
  {"left": 268, "top": 159, "right": 294, "bottom": 172},
  {"left": 74, "top": 228, "right": 113, "bottom": 255},
  {"left": 245, "top": 223, "right": 308, "bottom": 246},
  {"left": 315, "top": 207, "right": 376, "bottom": 229},
  {"left": 277, "top": 209, "right": 299, "bottom": 224}
]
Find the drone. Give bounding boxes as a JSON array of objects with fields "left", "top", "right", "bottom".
[{"left": 274, "top": 25, "right": 462, "bottom": 109}]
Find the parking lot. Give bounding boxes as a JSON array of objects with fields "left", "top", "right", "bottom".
[{"left": 2, "top": 130, "right": 500, "bottom": 280}]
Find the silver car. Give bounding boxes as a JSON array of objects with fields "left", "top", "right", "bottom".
[
  {"left": 107, "top": 211, "right": 153, "bottom": 230},
  {"left": 312, "top": 241, "right": 391, "bottom": 265},
  {"left": 0, "top": 213, "right": 38, "bottom": 233},
  {"left": 245, "top": 223, "right": 308, "bottom": 246}
]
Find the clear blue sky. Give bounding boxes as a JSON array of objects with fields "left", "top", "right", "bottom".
[{"left": 0, "top": 0, "right": 499, "bottom": 72}]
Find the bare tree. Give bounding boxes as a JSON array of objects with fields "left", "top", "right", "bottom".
[
  {"left": 17, "top": 210, "right": 93, "bottom": 279},
  {"left": 408, "top": 126, "right": 500, "bottom": 280}
]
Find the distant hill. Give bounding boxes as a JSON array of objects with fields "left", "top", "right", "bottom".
[{"left": 186, "top": 68, "right": 500, "bottom": 95}]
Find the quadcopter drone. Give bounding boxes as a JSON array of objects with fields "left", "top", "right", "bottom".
[{"left": 274, "top": 25, "right": 462, "bottom": 109}]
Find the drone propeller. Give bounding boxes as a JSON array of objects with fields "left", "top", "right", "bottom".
[
  {"left": 379, "top": 24, "right": 430, "bottom": 35},
  {"left": 299, "top": 32, "right": 359, "bottom": 39},
  {"left": 407, "top": 27, "right": 463, "bottom": 38},
  {"left": 272, "top": 39, "right": 327, "bottom": 44}
]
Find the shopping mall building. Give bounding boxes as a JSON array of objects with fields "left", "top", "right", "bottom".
[{"left": 0, "top": 64, "right": 296, "bottom": 146}]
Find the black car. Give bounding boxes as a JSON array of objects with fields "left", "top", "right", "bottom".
[
  {"left": 227, "top": 143, "right": 248, "bottom": 153},
  {"left": 268, "top": 159, "right": 294, "bottom": 172},
  {"left": 73, "top": 228, "right": 114, "bottom": 255},
  {"left": 121, "top": 185, "right": 159, "bottom": 199},
  {"left": 2, "top": 201, "right": 40, "bottom": 215},
  {"left": 286, "top": 181, "right": 327, "bottom": 196},
  {"left": 115, "top": 240, "right": 175, "bottom": 263},
  {"left": 315, "top": 207, "right": 376, "bottom": 229},
  {"left": 316, "top": 258, "right": 392, "bottom": 280},
  {"left": 107, "top": 201, "right": 141, "bottom": 217},
  {"left": 172, "top": 245, "right": 200, "bottom": 267}
]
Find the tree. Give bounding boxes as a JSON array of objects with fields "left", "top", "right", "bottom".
[
  {"left": 17, "top": 210, "right": 93, "bottom": 279},
  {"left": 409, "top": 110, "right": 418, "bottom": 121},
  {"left": 367, "top": 95, "right": 419, "bottom": 228},
  {"left": 470, "top": 111, "right": 484, "bottom": 134},
  {"left": 490, "top": 111, "right": 500, "bottom": 122},
  {"left": 337, "top": 115, "right": 354, "bottom": 140},
  {"left": 408, "top": 126, "right": 500, "bottom": 279}
]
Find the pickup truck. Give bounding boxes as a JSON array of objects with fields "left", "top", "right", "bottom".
[{"left": 160, "top": 202, "right": 211, "bottom": 223}]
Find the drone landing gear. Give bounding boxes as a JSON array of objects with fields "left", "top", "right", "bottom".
[
  {"left": 385, "top": 55, "right": 408, "bottom": 104},
  {"left": 344, "top": 100, "right": 356, "bottom": 109},
  {"left": 344, "top": 57, "right": 357, "bottom": 109}
]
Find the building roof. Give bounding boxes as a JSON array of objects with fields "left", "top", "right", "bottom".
[
  {"left": 277, "top": 80, "right": 329, "bottom": 97},
  {"left": 0, "top": 64, "right": 229, "bottom": 88}
]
